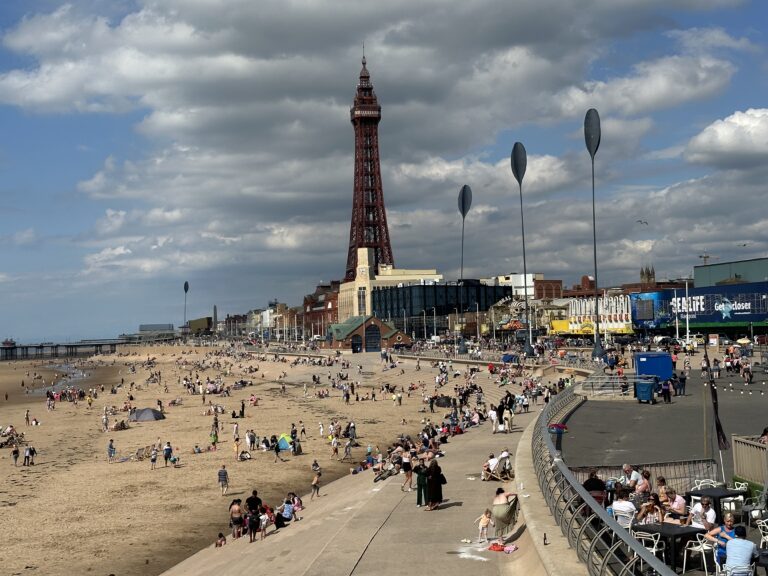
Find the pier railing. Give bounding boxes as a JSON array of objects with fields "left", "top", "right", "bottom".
[{"left": 532, "top": 386, "right": 675, "bottom": 576}]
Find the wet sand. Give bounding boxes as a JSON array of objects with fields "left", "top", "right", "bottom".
[{"left": 0, "top": 345, "right": 451, "bottom": 576}]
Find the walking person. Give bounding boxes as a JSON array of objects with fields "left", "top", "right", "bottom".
[
  {"left": 218, "top": 464, "right": 229, "bottom": 495},
  {"left": 163, "top": 441, "right": 173, "bottom": 466},
  {"left": 330, "top": 435, "right": 339, "bottom": 460},
  {"left": 150, "top": 446, "right": 158, "bottom": 470},
  {"left": 107, "top": 439, "right": 116, "bottom": 463},
  {"left": 401, "top": 450, "right": 413, "bottom": 491},
  {"left": 11, "top": 445, "right": 19, "bottom": 466},
  {"left": 661, "top": 379, "right": 672, "bottom": 404},
  {"left": 273, "top": 440, "right": 284, "bottom": 463},
  {"left": 311, "top": 471, "right": 321, "bottom": 500}
]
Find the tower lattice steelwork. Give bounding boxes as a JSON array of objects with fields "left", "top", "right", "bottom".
[{"left": 344, "top": 56, "right": 394, "bottom": 282}]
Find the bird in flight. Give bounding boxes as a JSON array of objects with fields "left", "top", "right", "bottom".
[
  {"left": 636, "top": 220, "right": 648, "bottom": 225},
  {"left": 737, "top": 242, "right": 750, "bottom": 247}
]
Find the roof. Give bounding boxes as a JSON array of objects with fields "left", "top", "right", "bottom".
[{"left": 328, "top": 316, "right": 399, "bottom": 341}]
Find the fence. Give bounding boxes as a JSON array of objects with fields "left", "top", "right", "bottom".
[
  {"left": 532, "top": 386, "right": 675, "bottom": 576},
  {"left": 569, "top": 459, "right": 718, "bottom": 494},
  {"left": 732, "top": 435, "right": 768, "bottom": 485},
  {"left": 577, "top": 373, "right": 658, "bottom": 398}
]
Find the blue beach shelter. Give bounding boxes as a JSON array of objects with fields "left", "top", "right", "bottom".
[{"left": 277, "top": 434, "right": 291, "bottom": 451}]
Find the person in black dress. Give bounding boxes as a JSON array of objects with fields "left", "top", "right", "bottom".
[{"left": 426, "top": 458, "right": 443, "bottom": 511}]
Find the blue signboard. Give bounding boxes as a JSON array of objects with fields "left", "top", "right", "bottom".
[{"left": 631, "top": 281, "right": 768, "bottom": 330}]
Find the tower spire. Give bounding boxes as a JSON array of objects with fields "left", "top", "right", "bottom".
[{"left": 345, "top": 57, "right": 394, "bottom": 282}]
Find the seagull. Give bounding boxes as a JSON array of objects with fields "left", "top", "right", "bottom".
[
  {"left": 737, "top": 242, "right": 750, "bottom": 247},
  {"left": 636, "top": 220, "right": 648, "bottom": 225}
]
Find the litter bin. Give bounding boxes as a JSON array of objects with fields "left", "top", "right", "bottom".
[{"left": 636, "top": 381, "right": 656, "bottom": 404}]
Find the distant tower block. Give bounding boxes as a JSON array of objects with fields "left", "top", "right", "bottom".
[
  {"left": 344, "top": 56, "right": 394, "bottom": 282},
  {"left": 213, "top": 305, "right": 218, "bottom": 332}
]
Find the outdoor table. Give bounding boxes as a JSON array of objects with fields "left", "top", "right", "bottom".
[
  {"left": 633, "top": 522, "right": 705, "bottom": 573},
  {"left": 685, "top": 487, "right": 747, "bottom": 525}
]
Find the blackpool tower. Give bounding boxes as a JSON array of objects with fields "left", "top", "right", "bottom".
[{"left": 344, "top": 56, "right": 394, "bottom": 282}]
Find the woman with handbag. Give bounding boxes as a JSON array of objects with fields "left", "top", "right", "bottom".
[{"left": 425, "top": 458, "right": 444, "bottom": 511}]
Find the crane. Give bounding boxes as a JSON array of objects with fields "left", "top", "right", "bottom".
[{"left": 698, "top": 252, "right": 719, "bottom": 266}]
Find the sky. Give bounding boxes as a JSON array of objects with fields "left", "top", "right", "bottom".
[{"left": 0, "top": 0, "right": 767, "bottom": 342}]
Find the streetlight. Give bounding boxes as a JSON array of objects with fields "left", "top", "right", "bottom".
[
  {"left": 510, "top": 142, "right": 534, "bottom": 358},
  {"left": 584, "top": 108, "right": 604, "bottom": 360},
  {"left": 476, "top": 302, "right": 480, "bottom": 341},
  {"left": 402, "top": 308, "right": 407, "bottom": 335},
  {"left": 458, "top": 185, "right": 472, "bottom": 355},
  {"left": 422, "top": 309, "right": 427, "bottom": 341},
  {"left": 431, "top": 307, "right": 437, "bottom": 339}
]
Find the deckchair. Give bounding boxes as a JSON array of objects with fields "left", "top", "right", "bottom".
[{"left": 489, "top": 455, "right": 514, "bottom": 482}]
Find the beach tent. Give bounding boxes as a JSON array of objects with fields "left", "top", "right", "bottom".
[
  {"left": 277, "top": 434, "right": 292, "bottom": 451},
  {"left": 128, "top": 408, "right": 166, "bottom": 422}
]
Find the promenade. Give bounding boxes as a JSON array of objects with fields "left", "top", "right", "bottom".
[{"left": 162, "top": 357, "right": 558, "bottom": 576}]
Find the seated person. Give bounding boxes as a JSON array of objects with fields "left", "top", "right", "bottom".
[
  {"left": 663, "top": 487, "right": 687, "bottom": 521},
  {"left": 620, "top": 463, "right": 641, "bottom": 491},
  {"left": 611, "top": 488, "right": 637, "bottom": 528},
  {"left": 215, "top": 532, "right": 227, "bottom": 547},
  {"left": 635, "top": 493, "right": 665, "bottom": 525},
  {"left": 724, "top": 525, "right": 757, "bottom": 572},
  {"left": 277, "top": 498, "right": 297, "bottom": 522},
  {"left": 706, "top": 513, "right": 736, "bottom": 566},
  {"left": 687, "top": 496, "right": 716, "bottom": 530},
  {"left": 631, "top": 469, "right": 652, "bottom": 505},
  {"left": 582, "top": 469, "right": 607, "bottom": 493},
  {"left": 481, "top": 453, "right": 500, "bottom": 481}
]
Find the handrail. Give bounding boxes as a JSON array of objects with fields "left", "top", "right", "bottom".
[{"left": 532, "top": 386, "right": 675, "bottom": 576}]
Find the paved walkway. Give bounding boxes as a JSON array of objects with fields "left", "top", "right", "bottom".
[{"left": 162, "top": 360, "right": 555, "bottom": 576}]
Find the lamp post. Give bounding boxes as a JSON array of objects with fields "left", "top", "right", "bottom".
[
  {"left": 431, "top": 307, "right": 437, "bottom": 339},
  {"left": 422, "top": 309, "right": 427, "bottom": 341},
  {"left": 476, "top": 302, "right": 480, "bottom": 341},
  {"left": 183, "top": 281, "right": 189, "bottom": 332},
  {"left": 511, "top": 142, "right": 535, "bottom": 358},
  {"left": 402, "top": 308, "right": 407, "bottom": 335},
  {"left": 584, "top": 108, "right": 604, "bottom": 360},
  {"left": 458, "top": 185, "right": 472, "bottom": 355}
]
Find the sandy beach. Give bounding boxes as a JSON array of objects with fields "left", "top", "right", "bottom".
[{"left": 0, "top": 344, "right": 480, "bottom": 576}]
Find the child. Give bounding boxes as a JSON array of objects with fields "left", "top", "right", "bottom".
[
  {"left": 475, "top": 509, "right": 494, "bottom": 543},
  {"left": 258, "top": 507, "right": 270, "bottom": 540},
  {"left": 215, "top": 533, "right": 227, "bottom": 547}
]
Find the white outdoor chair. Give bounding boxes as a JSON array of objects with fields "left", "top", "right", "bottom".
[
  {"left": 695, "top": 479, "right": 719, "bottom": 489},
  {"left": 743, "top": 487, "right": 768, "bottom": 529},
  {"left": 631, "top": 530, "right": 666, "bottom": 571},
  {"left": 722, "top": 563, "right": 755, "bottom": 576},
  {"left": 613, "top": 510, "right": 635, "bottom": 530},
  {"left": 723, "top": 481, "right": 748, "bottom": 515},
  {"left": 682, "top": 533, "right": 714, "bottom": 575},
  {"left": 757, "top": 519, "right": 768, "bottom": 549}
]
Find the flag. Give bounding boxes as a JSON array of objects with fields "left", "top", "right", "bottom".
[{"left": 703, "top": 346, "right": 730, "bottom": 451}]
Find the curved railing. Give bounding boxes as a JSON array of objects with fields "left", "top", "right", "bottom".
[{"left": 532, "top": 386, "right": 675, "bottom": 576}]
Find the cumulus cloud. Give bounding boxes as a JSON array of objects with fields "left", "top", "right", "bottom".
[
  {"left": 0, "top": 0, "right": 763, "bottom": 340},
  {"left": 685, "top": 108, "right": 768, "bottom": 169}
]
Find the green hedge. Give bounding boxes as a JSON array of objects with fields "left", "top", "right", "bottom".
[{"left": 732, "top": 475, "right": 763, "bottom": 499}]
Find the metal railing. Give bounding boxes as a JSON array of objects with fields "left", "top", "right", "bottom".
[
  {"left": 532, "top": 386, "right": 675, "bottom": 576},
  {"left": 577, "top": 373, "right": 656, "bottom": 398}
]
